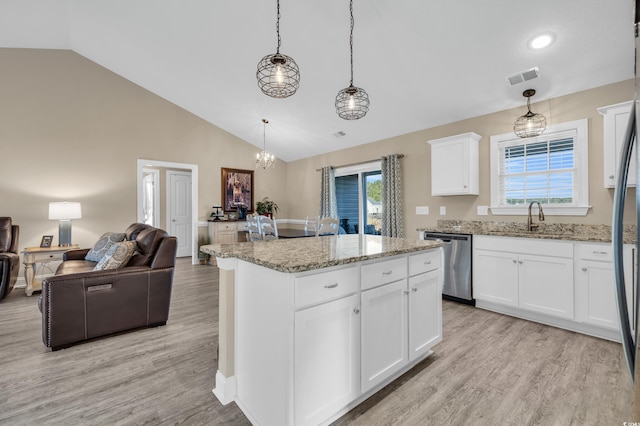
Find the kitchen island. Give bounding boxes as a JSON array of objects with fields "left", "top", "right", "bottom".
[{"left": 200, "top": 235, "right": 443, "bottom": 426}]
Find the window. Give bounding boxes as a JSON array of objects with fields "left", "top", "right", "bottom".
[
  {"left": 335, "top": 161, "right": 382, "bottom": 234},
  {"left": 490, "top": 119, "right": 589, "bottom": 216}
]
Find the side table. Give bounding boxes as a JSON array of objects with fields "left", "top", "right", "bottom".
[{"left": 22, "top": 245, "right": 79, "bottom": 296}]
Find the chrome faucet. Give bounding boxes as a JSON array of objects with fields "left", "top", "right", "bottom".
[{"left": 527, "top": 202, "right": 545, "bottom": 231}]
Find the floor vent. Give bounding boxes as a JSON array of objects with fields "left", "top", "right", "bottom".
[{"left": 506, "top": 67, "right": 540, "bottom": 86}]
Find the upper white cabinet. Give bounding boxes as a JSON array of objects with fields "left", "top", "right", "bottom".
[
  {"left": 598, "top": 100, "right": 635, "bottom": 188},
  {"left": 428, "top": 132, "right": 481, "bottom": 196}
]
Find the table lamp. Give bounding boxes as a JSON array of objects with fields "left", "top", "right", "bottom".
[{"left": 49, "top": 201, "right": 82, "bottom": 246}]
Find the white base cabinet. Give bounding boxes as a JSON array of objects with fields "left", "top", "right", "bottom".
[
  {"left": 474, "top": 235, "right": 636, "bottom": 342},
  {"left": 229, "top": 249, "right": 442, "bottom": 426}
]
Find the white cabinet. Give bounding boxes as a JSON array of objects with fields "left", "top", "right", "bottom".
[
  {"left": 575, "top": 243, "right": 635, "bottom": 332},
  {"left": 518, "top": 254, "right": 574, "bottom": 319},
  {"left": 598, "top": 100, "right": 635, "bottom": 188},
  {"left": 207, "top": 220, "right": 248, "bottom": 244},
  {"left": 408, "top": 270, "right": 442, "bottom": 361},
  {"left": 294, "top": 294, "right": 360, "bottom": 426},
  {"left": 361, "top": 280, "right": 408, "bottom": 392},
  {"left": 428, "top": 132, "right": 481, "bottom": 196},
  {"left": 473, "top": 249, "right": 519, "bottom": 307},
  {"left": 360, "top": 254, "right": 442, "bottom": 392},
  {"left": 473, "top": 236, "right": 574, "bottom": 320}
]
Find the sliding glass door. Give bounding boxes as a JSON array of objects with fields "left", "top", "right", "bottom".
[{"left": 335, "top": 162, "right": 382, "bottom": 235}]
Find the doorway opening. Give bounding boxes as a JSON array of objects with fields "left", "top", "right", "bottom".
[{"left": 137, "top": 159, "right": 199, "bottom": 264}]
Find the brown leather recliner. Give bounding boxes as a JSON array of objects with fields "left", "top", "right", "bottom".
[
  {"left": 0, "top": 217, "right": 20, "bottom": 302},
  {"left": 40, "top": 223, "right": 177, "bottom": 350}
]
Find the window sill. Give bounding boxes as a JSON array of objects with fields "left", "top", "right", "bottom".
[{"left": 490, "top": 206, "right": 591, "bottom": 216}]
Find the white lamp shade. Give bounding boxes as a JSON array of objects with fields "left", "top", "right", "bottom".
[{"left": 49, "top": 202, "right": 82, "bottom": 220}]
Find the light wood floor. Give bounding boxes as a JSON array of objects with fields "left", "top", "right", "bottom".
[{"left": 0, "top": 258, "right": 633, "bottom": 425}]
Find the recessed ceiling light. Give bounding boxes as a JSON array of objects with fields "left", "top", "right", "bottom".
[{"left": 530, "top": 33, "right": 554, "bottom": 50}]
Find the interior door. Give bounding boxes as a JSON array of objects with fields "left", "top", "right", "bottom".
[{"left": 168, "top": 171, "right": 192, "bottom": 257}]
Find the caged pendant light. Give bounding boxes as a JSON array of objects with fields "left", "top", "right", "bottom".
[
  {"left": 513, "top": 89, "right": 547, "bottom": 138},
  {"left": 256, "top": 119, "right": 276, "bottom": 170},
  {"left": 335, "top": 0, "right": 369, "bottom": 120},
  {"left": 256, "top": 0, "right": 300, "bottom": 99}
]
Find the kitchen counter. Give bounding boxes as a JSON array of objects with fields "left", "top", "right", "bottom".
[
  {"left": 418, "top": 220, "right": 637, "bottom": 244},
  {"left": 200, "top": 234, "right": 442, "bottom": 273}
]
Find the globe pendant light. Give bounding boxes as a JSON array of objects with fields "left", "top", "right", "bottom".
[
  {"left": 335, "top": 0, "right": 369, "bottom": 120},
  {"left": 513, "top": 89, "right": 547, "bottom": 138},
  {"left": 256, "top": 0, "right": 300, "bottom": 99},
  {"left": 256, "top": 119, "right": 276, "bottom": 170}
]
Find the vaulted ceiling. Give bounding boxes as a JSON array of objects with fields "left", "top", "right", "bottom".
[{"left": 0, "top": 0, "right": 634, "bottom": 161}]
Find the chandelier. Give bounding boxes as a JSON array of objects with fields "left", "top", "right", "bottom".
[
  {"left": 513, "top": 89, "right": 547, "bottom": 138},
  {"left": 335, "top": 0, "right": 369, "bottom": 120},
  {"left": 256, "top": 119, "right": 275, "bottom": 170},
  {"left": 256, "top": 0, "right": 300, "bottom": 99}
]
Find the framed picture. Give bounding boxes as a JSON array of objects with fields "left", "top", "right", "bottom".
[
  {"left": 221, "top": 168, "right": 254, "bottom": 213},
  {"left": 40, "top": 235, "right": 53, "bottom": 248}
]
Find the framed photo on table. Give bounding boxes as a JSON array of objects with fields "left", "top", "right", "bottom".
[
  {"left": 40, "top": 235, "right": 53, "bottom": 248},
  {"left": 221, "top": 168, "right": 254, "bottom": 213}
]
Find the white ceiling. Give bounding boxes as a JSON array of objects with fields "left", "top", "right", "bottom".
[{"left": 0, "top": 0, "right": 634, "bottom": 162}]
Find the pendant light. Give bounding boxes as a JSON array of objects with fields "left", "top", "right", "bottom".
[
  {"left": 256, "top": 119, "right": 275, "bottom": 170},
  {"left": 513, "top": 89, "right": 547, "bottom": 138},
  {"left": 335, "top": 0, "right": 369, "bottom": 120},
  {"left": 256, "top": 0, "right": 300, "bottom": 99}
]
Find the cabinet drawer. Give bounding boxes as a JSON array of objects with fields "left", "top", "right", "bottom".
[
  {"left": 237, "top": 221, "right": 248, "bottom": 231},
  {"left": 217, "top": 223, "right": 237, "bottom": 232},
  {"left": 295, "top": 266, "right": 359, "bottom": 309},
  {"left": 361, "top": 257, "right": 407, "bottom": 291},
  {"left": 409, "top": 250, "right": 440, "bottom": 276},
  {"left": 576, "top": 243, "right": 612, "bottom": 262}
]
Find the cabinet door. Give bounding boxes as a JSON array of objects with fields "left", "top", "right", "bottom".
[
  {"left": 430, "top": 140, "right": 469, "bottom": 195},
  {"left": 294, "top": 294, "right": 360, "bottom": 426},
  {"left": 600, "top": 101, "right": 635, "bottom": 188},
  {"left": 576, "top": 260, "right": 618, "bottom": 329},
  {"left": 408, "top": 270, "right": 442, "bottom": 361},
  {"left": 217, "top": 231, "right": 237, "bottom": 244},
  {"left": 473, "top": 249, "right": 518, "bottom": 306},
  {"left": 361, "top": 280, "right": 408, "bottom": 392},
  {"left": 518, "top": 254, "right": 574, "bottom": 319}
]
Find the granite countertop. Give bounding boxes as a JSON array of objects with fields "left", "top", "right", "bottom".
[
  {"left": 200, "top": 235, "right": 442, "bottom": 273},
  {"left": 417, "top": 220, "right": 637, "bottom": 244}
]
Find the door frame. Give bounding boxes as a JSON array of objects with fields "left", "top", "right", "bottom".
[
  {"left": 142, "top": 168, "right": 160, "bottom": 228},
  {"left": 137, "top": 159, "right": 199, "bottom": 264}
]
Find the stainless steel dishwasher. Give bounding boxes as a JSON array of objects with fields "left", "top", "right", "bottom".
[{"left": 424, "top": 231, "right": 474, "bottom": 305}]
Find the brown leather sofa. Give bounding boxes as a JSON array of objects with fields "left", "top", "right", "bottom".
[
  {"left": 0, "top": 217, "right": 20, "bottom": 301},
  {"left": 39, "top": 223, "right": 177, "bottom": 350}
]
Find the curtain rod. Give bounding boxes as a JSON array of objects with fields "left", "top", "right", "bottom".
[{"left": 316, "top": 154, "right": 404, "bottom": 171}]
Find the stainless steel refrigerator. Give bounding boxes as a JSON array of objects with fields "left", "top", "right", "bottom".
[{"left": 613, "top": 1, "right": 640, "bottom": 419}]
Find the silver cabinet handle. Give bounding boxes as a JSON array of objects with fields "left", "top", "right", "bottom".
[
  {"left": 353, "top": 308, "right": 360, "bottom": 315},
  {"left": 593, "top": 251, "right": 608, "bottom": 255},
  {"left": 382, "top": 270, "right": 393, "bottom": 275},
  {"left": 412, "top": 287, "right": 418, "bottom": 292},
  {"left": 582, "top": 267, "right": 587, "bottom": 272},
  {"left": 610, "top": 174, "right": 615, "bottom": 179},
  {"left": 403, "top": 290, "right": 410, "bottom": 295},
  {"left": 424, "top": 260, "right": 432, "bottom": 265},
  {"left": 518, "top": 260, "right": 523, "bottom": 264},
  {"left": 324, "top": 283, "right": 338, "bottom": 289},
  {"left": 512, "top": 259, "right": 517, "bottom": 264}
]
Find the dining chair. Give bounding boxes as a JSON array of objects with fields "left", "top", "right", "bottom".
[
  {"left": 246, "top": 215, "right": 262, "bottom": 242},
  {"left": 258, "top": 215, "right": 279, "bottom": 240},
  {"left": 316, "top": 217, "right": 340, "bottom": 236},
  {"left": 304, "top": 215, "right": 318, "bottom": 233}
]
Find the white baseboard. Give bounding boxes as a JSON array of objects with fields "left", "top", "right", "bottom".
[{"left": 212, "top": 370, "right": 236, "bottom": 406}]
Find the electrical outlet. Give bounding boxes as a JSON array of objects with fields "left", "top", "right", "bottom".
[
  {"left": 439, "top": 206, "right": 446, "bottom": 215},
  {"left": 416, "top": 206, "right": 429, "bottom": 215},
  {"left": 477, "top": 205, "right": 489, "bottom": 215}
]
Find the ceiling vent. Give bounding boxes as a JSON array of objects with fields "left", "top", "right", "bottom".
[
  {"left": 333, "top": 131, "right": 346, "bottom": 137},
  {"left": 506, "top": 67, "right": 540, "bottom": 86}
]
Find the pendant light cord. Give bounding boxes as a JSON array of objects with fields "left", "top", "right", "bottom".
[
  {"left": 349, "top": 0, "right": 354, "bottom": 86},
  {"left": 276, "top": 0, "right": 281, "bottom": 54}
]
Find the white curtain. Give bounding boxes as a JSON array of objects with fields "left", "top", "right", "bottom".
[
  {"left": 319, "top": 166, "right": 338, "bottom": 219},
  {"left": 381, "top": 154, "right": 404, "bottom": 237}
]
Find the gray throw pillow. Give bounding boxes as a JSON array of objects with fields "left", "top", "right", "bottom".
[
  {"left": 85, "top": 232, "right": 126, "bottom": 262},
  {"left": 93, "top": 241, "right": 137, "bottom": 271}
]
